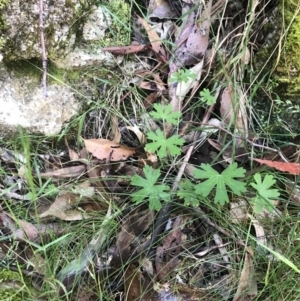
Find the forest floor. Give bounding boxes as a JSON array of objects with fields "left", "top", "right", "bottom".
[{"left": 1, "top": 1, "right": 300, "bottom": 300}]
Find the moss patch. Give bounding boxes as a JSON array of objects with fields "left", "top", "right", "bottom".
[
  {"left": 94, "top": 0, "right": 131, "bottom": 47},
  {"left": 0, "top": 0, "right": 9, "bottom": 51},
  {"left": 254, "top": 1, "right": 300, "bottom": 98},
  {"left": 0, "top": 268, "right": 25, "bottom": 300},
  {"left": 274, "top": 1, "right": 300, "bottom": 96}
]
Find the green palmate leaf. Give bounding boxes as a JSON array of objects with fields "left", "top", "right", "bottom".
[
  {"left": 145, "top": 129, "right": 185, "bottom": 158},
  {"left": 130, "top": 165, "right": 170, "bottom": 211},
  {"left": 150, "top": 104, "right": 181, "bottom": 125},
  {"left": 193, "top": 163, "right": 247, "bottom": 205},
  {"left": 169, "top": 69, "right": 196, "bottom": 83},
  {"left": 200, "top": 88, "right": 216, "bottom": 105},
  {"left": 250, "top": 173, "right": 279, "bottom": 213},
  {"left": 177, "top": 179, "right": 202, "bottom": 206}
]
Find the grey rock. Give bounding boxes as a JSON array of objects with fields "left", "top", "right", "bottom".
[{"left": 0, "top": 64, "right": 80, "bottom": 136}]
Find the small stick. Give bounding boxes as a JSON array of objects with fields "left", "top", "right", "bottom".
[{"left": 39, "top": 0, "right": 47, "bottom": 97}]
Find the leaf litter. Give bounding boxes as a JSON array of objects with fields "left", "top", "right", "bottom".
[{"left": 0, "top": 0, "right": 297, "bottom": 300}]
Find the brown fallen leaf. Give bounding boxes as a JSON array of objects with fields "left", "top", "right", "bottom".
[
  {"left": 233, "top": 249, "right": 257, "bottom": 301},
  {"left": 253, "top": 158, "right": 300, "bottom": 175},
  {"left": 174, "top": 0, "right": 212, "bottom": 67},
  {"left": 220, "top": 84, "right": 248, "bottom": 147},
  {"left": 0, "top": 212, "right": 39, "bottom": 242},
  {"left": 38, "top": 192, "right": 100, "bottom": 221},
  {"left": 84, "top": 138, "right": 136, "bottom": 161},
  {"left": 137, "top": 15, "right": 167, "bottom": 62},
  {"left": 116, "top": 208, "right": 154, "bottom": 261},
  {"left": 65, "top": 138, "right": 80, "bottom": 161},
  {"left": 39, "top": 165, "right": 86, "bottom": 178},
  {"left": 155, "top": 217, "right": 181, "bottom": 281},
  {"left": 124, "top": 263, "right": 155, "bottom": 301}
]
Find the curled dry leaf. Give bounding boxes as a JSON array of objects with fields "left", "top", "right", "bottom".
[
  {"left": 125, "top": 125, "right": 146, "bottom": 145},
  {"left": 137, "top": 15, "right": 167, "bottom": 62},
  {"left": 65, "top": 138, "right": 80, "bottom": 161},
  {"left": 220, "top": 84, "right": 248, "bottom": 148},
  {"left": 39, "top": 165, "right": 86, "bottom": 178},
  {"left": 233, "top": 249, "right": 257, "bottom": 301},
  {"left": 84, "top": 138, "right": 136, "bottom": 161}
]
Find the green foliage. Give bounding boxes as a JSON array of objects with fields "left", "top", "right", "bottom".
[
  {"left": 145, "top": 129, "right": 184, "bottom": 158},
  {"left": 0, "top": 0, "right": 9, "bottom": 10},
  {"left": 130, "top": 165, "right": 170, "bottom": 211},
  {"left": 169, "top": 69, "right": 196, "bottom": 83},
  {"left": 145, "top": 103, "right": 184, "bottom": 158},
  {"left": 200, "top": 88, "right": 217, "bottom": 105},
  {"left": 193, "top": 163, "right": 247, "bottom": 205},
  {"left": 250, "top": 173, "right": 279, "bottom": 213},
  {"left": 177, "top": 179, "right": 202, "bottom": 206},
  {"left": 98, "top": 0, "right": 131, "bottom": 47},
  {"left": 150, "top": 104, "right": 181, "bottom": 125}
]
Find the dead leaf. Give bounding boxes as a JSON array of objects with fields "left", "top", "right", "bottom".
[
  {"left": 233, "top": 250, "right": 257, "bottom": 301},
  {"left": 253, "top": 158, "right": 300, "bottom": 175},
  {"left": 174, "top": 0, "right": 212, "bottom": 67},
  {"left": 220, "top": 85, "right": 248, "bottom": 146},
  {"left": 84, "top": 138, "right": 136, "bottom": 161},
  {"left": 137, "top": 15, "right": 167, "bottom": 62},
  {"left": 143, "top": 91, "right": 160, "bottom": 108},
  {"left": 213, "top": 233, "right": 230, "bottom": 266},
  {"left": 14, "top": 219, "right": 39, "bottom": 242},
  {"left": 117, "top": 208, "right": 154, "bottom": 255},
  {"left": 0, "top": 212, "right": 62, "bottom": 242},
  {"left": 175, "top": 60, "right": 204, "bottom": 102},
  {"left": 65, "top": 138, "right": 80, "bottom": 161},
  {"left": 0, "top": 187, "right": 31, "bottom": 201},
  {"left": 38, "top": 192, "right": 97, "bottom": 221},
  {"left": 155, "top": 217, "right": 181, "bottom": 281},
  {"left": 0, "top": 212, "right": 39, "bottom": 241},
  {"left": 230, "top": 199, "right": 248, "bottom": 224},
  {"left": 148, "top": 0, "right": 177, "bottom": 20},
  {"left": 124, "top": 263, "right": 155, "bottom": 301},
  {"left": 248, "top": 215, "right": 267, "bottom": 246},
  {"left": 39, "top": 165, "right": 86, "bottom": 178},
  {"left": 125, "top": 125, "right": 146, "bottom": 145}
]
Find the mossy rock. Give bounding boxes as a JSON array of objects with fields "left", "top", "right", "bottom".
[
  {"left": 274, "top": 1, "right": 300, "bottom": 97},
  {"left": 254, "top": 1, "right": 300, "bottom": 98}
]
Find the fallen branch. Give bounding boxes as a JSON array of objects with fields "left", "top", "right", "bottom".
[{"left": 39, "top": 0, "right": 48, "bottom": 97}]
